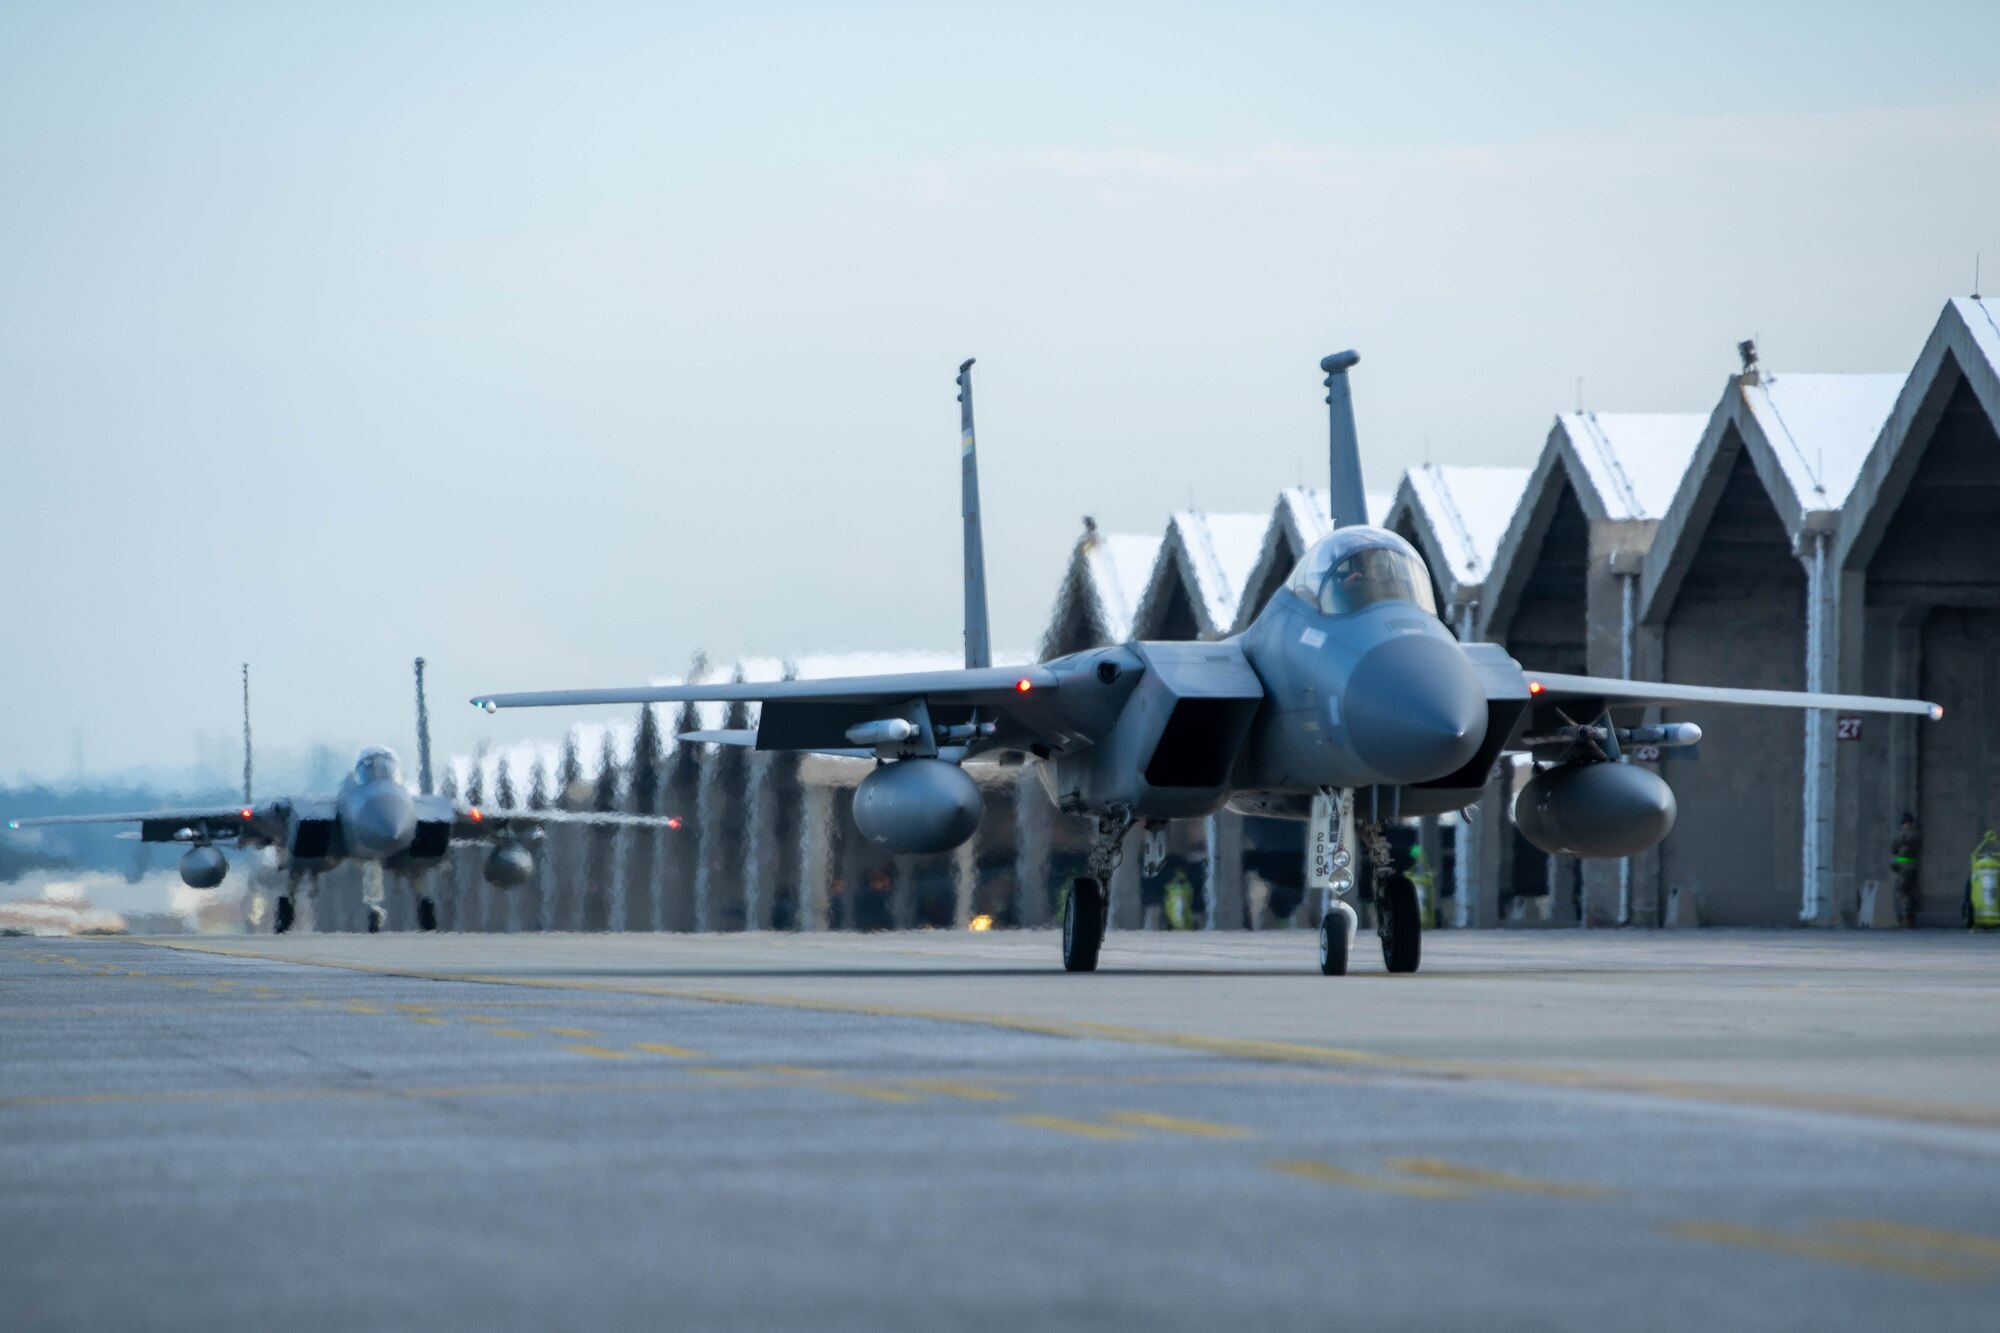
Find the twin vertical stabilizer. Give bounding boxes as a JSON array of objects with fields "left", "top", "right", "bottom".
[
  {"left": 413, "top": 657, "right": 434, "bottom": 796},
  {"left": 957, "top": 359, "right": 992, "bottom": 670},
  {"left": 1321, "top": 350, "right": 1368, "bottom": 529}
]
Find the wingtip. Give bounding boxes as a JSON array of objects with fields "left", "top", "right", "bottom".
[{"left": 470, "top": 697, "right": 499, "bottom": 714}]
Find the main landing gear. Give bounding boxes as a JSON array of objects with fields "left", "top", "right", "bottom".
[
  {"left": 1360, "top": 820, "right": 1421, "bottom": 975},
  {"left": 274, "top": 870, "right": 314, "bottom": 935},
  {"left": 1062, "top": 812, "right": 1129, "bottom": 972}
]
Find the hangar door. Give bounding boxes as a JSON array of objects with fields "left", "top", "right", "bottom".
[{"left": 1918, "top": 608, "right": 2000, "bottom": 925}]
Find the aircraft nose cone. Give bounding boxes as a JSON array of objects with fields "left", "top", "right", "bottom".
[
  {"left": 350, "top": 790, "right": 415, "bottom": 855},
  {"left": 1341, "top": 635, "right": 1487, "bottom": 783}
]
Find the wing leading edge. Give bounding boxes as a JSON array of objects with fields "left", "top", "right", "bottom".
[
  {"left": 1525, "top": 671, "right": 1942, "bottom": 720},
  {"left": 471, "top": 664, "right": 1059, "bottom": 713}
]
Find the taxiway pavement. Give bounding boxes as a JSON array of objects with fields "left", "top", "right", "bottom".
[{"left": 4, "top": 929, "right": 1997, "bottom": 1331}]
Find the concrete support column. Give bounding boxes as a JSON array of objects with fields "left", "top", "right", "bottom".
[
  {"left": 1616, "top": 569, "right": 1638, "bottom": 926},
  {"left": 1211, "top": 811, "right": 1247, "bottom": 930},
  {"left": 952, "top": 835, "right": 978, "bottom": 928},
  {"left": 742, "top": 753, "right": 774, "bottom": 931},
  {"left": 1417, "top": 814, "right": 1441, "bottom": 926},
  {"left": 1800, "top": 530, "right": 1836, "bottom": 924},
  {"left": 890, "top": 854, "right": 918, "bottom": 930},
  {"left": 1467, "top": 769, "right": 1509, "bottom": 927},
  {"left": 1013, "top": 769, "right": 1053, "bottom": 927},
  {"left": 797, "top": 783, "right": 834, "bottom": 931},
  {"left": 606, "top": 827, "right": 631, "bottom": 931},
  {"left": 642, "top": 816, "right": 673, "bottom": 933},
  {"left": 693, "top": 749, "right": 722, "bottom": 933},
  {"left": 1828, "top": 569, "right": 1870, "bottom": 923},
  {"left": 1629, "top": 618, "right": 1669, "bottom": 927},
  {"left": 442, "top": 854, "right": 468, "bottom": 933},
  {"left": 1453, "top": 810, "right": 1474, "bottom": 928},
  {"left": 838, "top": 793, "right": 871, "bottom": 931}
]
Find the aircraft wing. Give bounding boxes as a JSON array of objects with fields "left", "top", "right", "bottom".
[
  {"left": 1523, "top": 672, "right": 1942, "bottom": 720},
  {"left": 448, "top": 807, "right": 687, "bottom": 840},
  {"left": 8, "top": 801, "right": 290, "bottom": 844},
  {"left": 473, "top": 664, "right": 1057, "bottom": 713},
  {"left": 473, "top": 663, "right": 1074, "bottom": 755}
]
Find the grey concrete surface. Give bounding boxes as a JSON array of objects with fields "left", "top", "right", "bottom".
[{"left": 4, "top": 932, "right": 1999, "bottom": 1332}]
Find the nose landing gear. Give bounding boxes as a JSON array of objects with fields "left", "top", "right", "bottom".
[{"left": 1318, "top": 900, "right": 1357, "bottom": 975}]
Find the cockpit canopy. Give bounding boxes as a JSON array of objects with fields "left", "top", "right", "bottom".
[
  {"left": 354, "top": 746, "right": 403, "bottom": 786},
  {"left": 1287, "top": 528, "right": 1438, "bottom": 617}
]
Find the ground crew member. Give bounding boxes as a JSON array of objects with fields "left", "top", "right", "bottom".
[
  {"left": 1163, "top": 869, "right": 1196, "bottom": 931},
  {"left": 1892, "top": 813, "right": 1922, "bottom": 928},
  {"left": 1409, "top": 843, "right": 1436, "bottom": 928}
]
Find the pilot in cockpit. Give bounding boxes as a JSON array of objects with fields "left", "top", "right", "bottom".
[
  {"left": 1289, "top": 530, "right": 1438, "bottom": 617},
  {"left": 353, "top": 747, "right": 403, "bottom": 787}
]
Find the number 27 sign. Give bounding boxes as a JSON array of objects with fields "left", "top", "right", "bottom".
[{"left": 1836, "top": 715, "right": 1863, "bottom": 742}]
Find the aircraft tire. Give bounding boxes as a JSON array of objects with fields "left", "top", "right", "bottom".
[
  {"left": 367, "top": 907, "right": 384, "bottom": 934},
  {"left": 1318, "top": 910, "right": 1348, "bottom": 975},
  {"left": 416, "top": 897, "right": 439, "bottom": 932},
  {"left": 274, "top": 896, "right": 295, "bottom": 935},
  {"left": 1063, "top": 877, "right": 1106, "bottom": 973},
  {"left": 1379, "top": 874, "right": 1421, "bottom": 974}
]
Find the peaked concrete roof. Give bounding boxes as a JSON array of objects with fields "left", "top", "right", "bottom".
[
  {"left": 1387, "top": 464, "right": 1532, "bottom": 610},
  {"left": 1133, "top": 510, "right": 1269, "bottom": 640},
  {"left": 1837, "top": 297, "right": 2000, "bottom": 570},
  {"left": 1555, "top": 412, "right": 1709, "bottom": 522},
  {"left": 1640, "top": 365, "right": 1906, "bottom": 623},
  {"left": 1040, "top": 521, "right": 1163, "bottom": 658},
  {"left": 1479, "top": 412, "right": 1706, "bottom": 640}
]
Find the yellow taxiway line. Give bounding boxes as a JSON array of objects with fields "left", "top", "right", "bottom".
[{"left": 105, "top": 938, "right": 2000, "bottom": 1132}]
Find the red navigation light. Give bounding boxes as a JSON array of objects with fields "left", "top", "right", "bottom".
[
  {"left": 469, "top": 807, "right": 484, "bottom": 823},
  {"left": 666, "top": 816, "right": 684, "bottom": 830},
  {"left": 1015, "top": 678, "right": 1033, "bottom": 693},
  {"left": 240, "top": 808, "right": 252, "bottom": 820},
  {"left": 1528, "top": 681, "right": 1545, "bottom": 695}
]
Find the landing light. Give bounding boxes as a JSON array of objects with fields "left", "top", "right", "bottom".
[
  {"left": 1015, "top": 678, "right": 1032, "bottom": 693},
  {"left": 1528, "top": 681, "right": 1545, "bottom": 695},
  {"left": 969, "top": 914, "right": 994, "bottom": 932},
  {"left": 240, "top": 809, "right": 252, "bottom": 820},
  {"left": 666, "top": 816, "right": 684, "bottom": 830},
  {"left": 469, "top": 808, "right": 484, "bottom": 823}
]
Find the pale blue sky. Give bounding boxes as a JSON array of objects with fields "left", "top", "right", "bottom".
[{"left": 3, "top": 1, "right": 1996, "bottom": 783}]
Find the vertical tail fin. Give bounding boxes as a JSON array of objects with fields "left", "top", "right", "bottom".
[
  {"left": 957, "top": 358, "right": 992, "bottom": 670},
  {"left": 241, "top": 663, "right": 253, "bottom": 804},
  {"left": 1320, "top": 350, "right": 1368, "bottom": 528},
  {"left": 414, "top": 656, "right": 435, "bottom": 796}
]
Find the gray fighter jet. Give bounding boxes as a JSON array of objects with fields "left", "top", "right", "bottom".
[
  {"left": 11, "top": 660, "right": 676, "bottom": 933},
  {"left": 471, "top": 355, "right": 1939, "bottom": 974}
]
